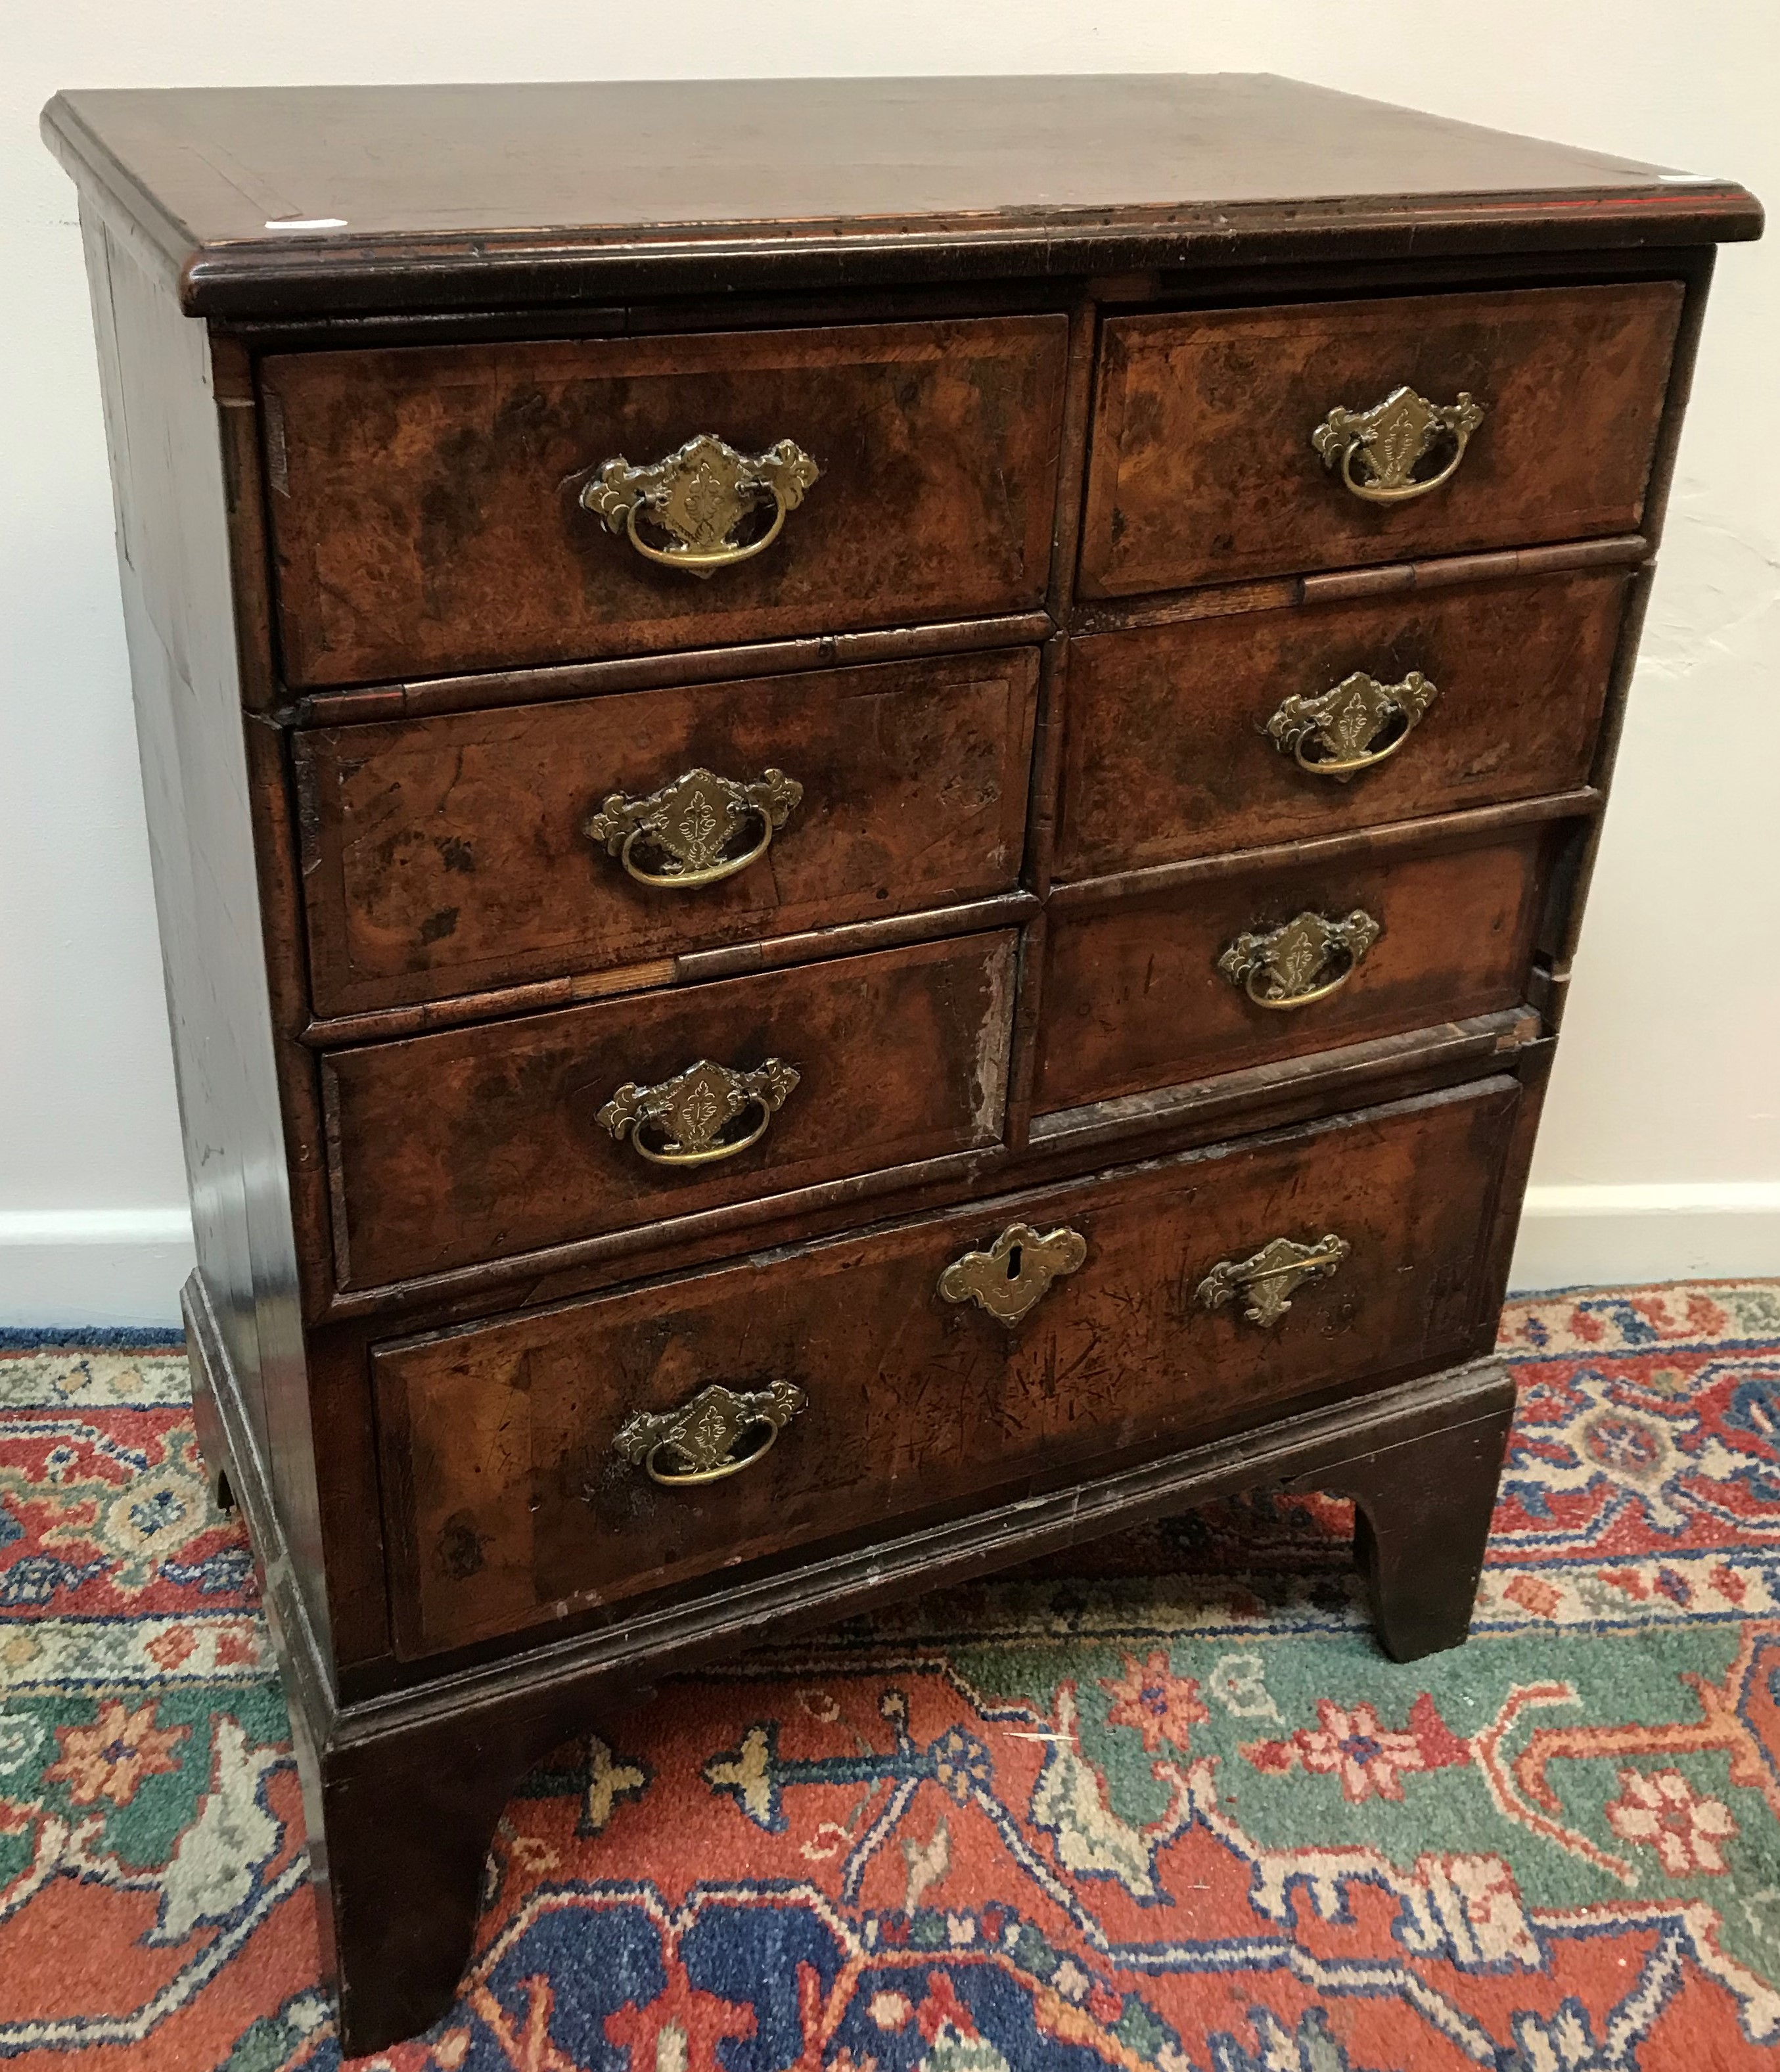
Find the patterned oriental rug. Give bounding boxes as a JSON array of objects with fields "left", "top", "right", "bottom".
[{"left": 4, "top": 1284, "right": 1780, "bottom": 2071}]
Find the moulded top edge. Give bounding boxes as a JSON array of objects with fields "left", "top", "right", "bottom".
[{"left": 41, "top": 75, "right": 1761, "bottom": 321}]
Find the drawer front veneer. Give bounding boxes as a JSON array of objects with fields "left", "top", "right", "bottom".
[
  {"left": 265, "top": 316, "right": 1068, "bottom": 687},
  {"left": 296, "top": 650, "right": 1038, "bottom": 1017},
  {"left": 1079, "top": 283, "right": 1681, "bottom": 597},
  {"left": 373, "top": 1075, "right": 1520, "bottom": 1658},
  {"left": 1057, "top": 567, "right": 1627, "bottom": 879},
  {"left": 323, "top": 931, "right": 1017, "bottom": 1287},
  {"left": 1035, "top": 825, "right": 1557, "bottom": 1115}
]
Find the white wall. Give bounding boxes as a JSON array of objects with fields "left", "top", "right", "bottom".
[{"left": 3, "top": 2, "right": 1776, "bottom": 1323}]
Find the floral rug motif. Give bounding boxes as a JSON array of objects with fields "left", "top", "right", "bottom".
[{"left": 3, "top": 1282, "right": 1780, "bottom": 2070}]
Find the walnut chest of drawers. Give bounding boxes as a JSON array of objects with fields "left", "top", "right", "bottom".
[{"left": 47, "top": 73, "right": 1759, "bottom": 2053}]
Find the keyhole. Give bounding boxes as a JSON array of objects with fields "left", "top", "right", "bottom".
[{"left": 1006, "top": 1244, "right": 1023, "bottom": 1281}]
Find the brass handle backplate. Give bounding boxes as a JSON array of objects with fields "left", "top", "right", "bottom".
[
  {"left": 1217, "top": 909, "right": 1380, "bottom": 1010},
  {"left": 938, "top": 1221, "right": 1087, "bottom": 1329},
  {"left": 597, "top": 1057, "right": 799, "bottom": 1166},
  {"left": 614, "top": 1378, "right": 807, "bottom": 1486},
  {"left": 1266, "top": 671, "right": 1439, "bottom": 781},
  {"left": 581, "top": 433, "right": 820, "bottom": 576},
  {"left": 1311, "top": 386, "right": 1484, "bottom": 504},
  {"left": 1197, "top": 1233, "right": 1352, "bottom": 1328},
  {"left": 585, "top": 766, "right": 804, "bottom": 889}
]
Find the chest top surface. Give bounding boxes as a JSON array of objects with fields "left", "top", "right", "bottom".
[{"left": 43, "top": 73, "right": 1760, "bottom": 319}]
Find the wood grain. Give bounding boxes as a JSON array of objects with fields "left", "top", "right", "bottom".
[
  {"left": 374, "top": 1074, "right": 1520, "bottom": 1657},
  {"left": 294, "top": 612, "right": 1052, "bottom": 724},
  {"left": 1057, "top": 566, "right": 1629, "bottom": 877},
  {"left": 76, "top": 210, "right": 341, "bottom": 1658},
  {"left": 42, "top": 79, "right": 1758, "bottom": 324},
  {"left": 1034, "top": 823, "right": 1557, "bottom": 1113},
  {"left": 296, "top": 650, "right": 1036, "bottom": 1016},
  {"left": 1289, "top": 1392, "right": 1515, "bottom": 1662},
  {"left": 1079, "top": 283, "right": 1683, "bottom": 597},
  {"left": 1029, "top": 1008, "right": 1540, "bottom": 1157},
  {"left": 300, "top": 894, "right": 1039, "bottom": 1048},
  {"left": 323, "top": 931, "right": 1018, "bottom": 1287},
  {"left": 264, "top": 316, "right": 1067, "bottom": 686}
]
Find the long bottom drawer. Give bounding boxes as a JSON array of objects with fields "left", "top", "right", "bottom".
[{"left": 373, "top": 1074, "right": 1520, "bottom": 1658}]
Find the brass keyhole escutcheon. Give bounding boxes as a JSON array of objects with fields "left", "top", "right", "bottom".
[{"left": 939, "top": 1222, "right": 1087, "bottom": 1329}]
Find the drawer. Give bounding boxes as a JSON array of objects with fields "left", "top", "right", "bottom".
[
  {"left": 296, "top": 650, "right": 1038, "bottom": 1018},
  {"left": 373, "top": 1074, "right": 1520, "bottom": 1658},
  {"left": 1057, "top": 566, "right": 1627, "bottom": 880},
  {"left": 1079, "top": 283, "right": 1681, "bottom": 598},
  {"left": 264, "top": 316, "right": 1068, "bottom": 687},
  {"left": 1035, "top": 821, "right": 1559, "bottom": 1115},
  {"left": 323, "top": 931, "right": 1016, "bottom": 1288}
]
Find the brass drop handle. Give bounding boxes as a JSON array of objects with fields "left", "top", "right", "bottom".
[
  {"left": 1217, "top": 909, "right": 1381, "bottom": 1010},
  {"left": 614, "top": 1379, "right": 807, "bottom": 1487},
  {"left": 585, "top": 767, "right": 803, "bottom": 890},
  {"left": 1312, "top": 386, "right": 1484, "bottom": 505},
  {"left": 580, "top": 433, "right": 820, "bottom": 576},
  {"left": 1266, "top": 671, "right": 1439, "bottom": 781},
  {"left": 1197, "top": 1234, "right": 1351, "bottom": 1327},
  {"left": 938, "top": 1221, "right": 1087, "bottom": 1328},
  {"left": 597, "top": 1057, "right": 799, "bottom": 1167}
]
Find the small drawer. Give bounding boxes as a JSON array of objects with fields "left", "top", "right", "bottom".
[
  {"left": 296, "top": 650, "right": 1038, "bottom": 1018},
  {"left": 322, "top": 931, "right": 1016, "bottom": 1289},
  {"left": 1057, "top": 566, "right": 1628, "bottom": 880},
  {"left": 263, "top": 315, "right": 1067, "bottom": 687},
  {"left": 1079, "top": 283, "right": 1681, "bottom": 598},
  {"left": 373, "top": 1074, "right": 1520, "bottom": 1659},
  {"left": 1034, "top": 821, "right": 1563, "bottom": 1116}
]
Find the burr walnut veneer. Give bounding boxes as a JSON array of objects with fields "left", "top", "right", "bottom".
[{"left": 46, "top": 74, "right": 1758, "bottom": 2054}]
